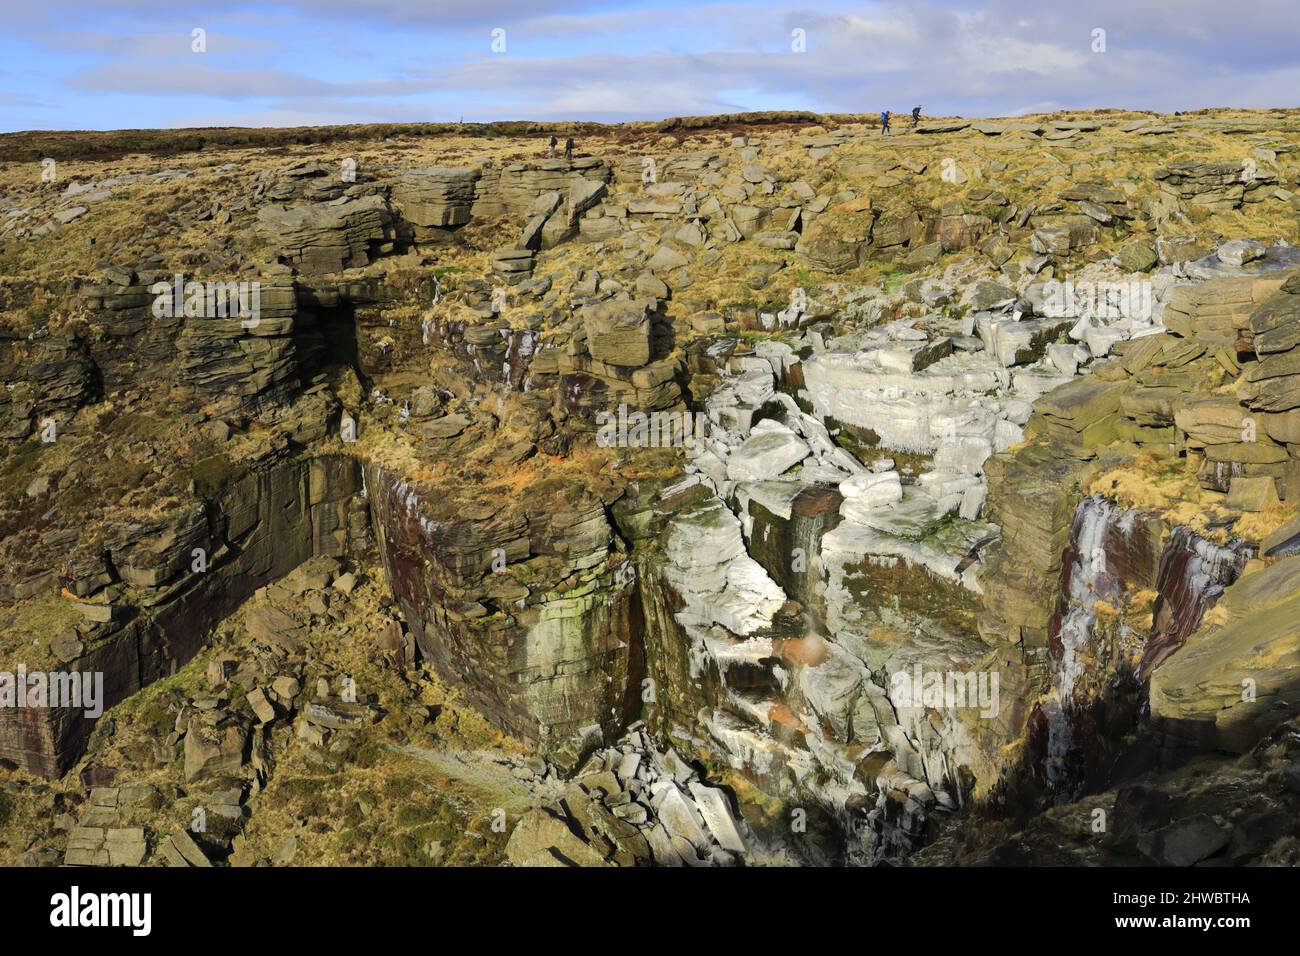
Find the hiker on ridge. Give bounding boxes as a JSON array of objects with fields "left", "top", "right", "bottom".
[
  {"left": 881, "top": 110, "right": 891, "bottom": 135},
  {"left": 564, "top": 136, "right": 574, "bottom": 159},
  {"left": 911, "top": 106, "right": 922, "bottom": 128},
  {"left": 549, "top": 134, "right": 557, "bottom": 157}
]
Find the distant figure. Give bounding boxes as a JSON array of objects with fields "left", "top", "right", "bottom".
[
  {"left": 564, "top": 136, "right": 574, "bottom": 160},
  {"left": 548, "top": 134, "right": 557, "bottom": 157},
  {"left": 911, "top": 106, "right": 922, "bottom": 128},
  {"left": 880, "top": 110, "right": 891, "bottom": 135}
]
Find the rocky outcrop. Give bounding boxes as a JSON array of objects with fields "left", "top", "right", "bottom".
[
  {"left": 969, "top": 262, "right": 1300, "bottom": 810},
  {"left": 390, "top": 166, "right": 481, "bottom": 239},
  {"left": 176, "top": 281, "right": 301, "bottom": 415},
  {"left": 0, "top": 333, "right": 99, "bottom": 440},
  {"left": 1149, "top": 555, "right": 1300, "bottom": 754},
  {"left": 0, "top": 455, "right": 364, "bottom": 776},
  {"left": 581, "top": 299, "right": 653, "bottom": 367},
  {"left": 505, "top": 727, "right": 771, "bottom": 866},
  {"left": 364, "top": 464, "right": 641, "bottom": 762},
  {"left": 256, "top": 194, "right": 395, "bottom": 274},
  {"left": 6, "top": 110, "right": 1300, "bottom": 870},
  {"left": 473, "top": 158, "right": 610, "bottom": 219},
  {"left": 1155, "top": 161, "right": 1267, "bottom": 213}
]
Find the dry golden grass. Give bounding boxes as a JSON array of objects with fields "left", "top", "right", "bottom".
[{"left": 1088, "top": 453, "right": 1297, "bottom": 545}]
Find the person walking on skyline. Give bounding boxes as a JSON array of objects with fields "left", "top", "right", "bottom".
[{"left": 881, "top": 110, "right": 891, "bottom": 135}]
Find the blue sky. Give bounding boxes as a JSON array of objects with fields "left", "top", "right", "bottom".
[{"left": 1, "top": 0, "right": 1298, "bottom": 132}]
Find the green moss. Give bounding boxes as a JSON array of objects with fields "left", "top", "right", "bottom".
[
  {"left": 0, "top": 441, "right": 44, "bottom": 499},
  {"left": 349, "top": 739, "right": 383, "bottom": 770},
  {"left": 274, "top": 777, "right": 334, "bottom": 818},
  {"left": 384, "top": 831, "right": 430, "bottom": 865},
  {"left": 395, "top": 804, "right": 433, "bottom": 828},
  {"left": 135, "top": 697, "right": 177, "bottom": 737},
  {"left": 189, "top": 454, "right": 244, "bottom": 497},
  {"left": 341, "top": 803, "right": 364, "bottom": 829},
  {"left": 0, "top": 594, "right": 85, "bottom": 667},
  {"left": 106, "top": 411, "right": 172, "bottom": 443},
  {"left": 381, "top": 774, "right": 421, "bottom": 801},
  {"left": 883, "top": 268, "right": 908, "bottom": 295},
  {"left": 24, "top": 298, "right": 57, "bottom": 326},
  {"left": 841, "top": 551, "right": 982, "bottom": 643},
  {"left": 824, "top": 417, "right": 933, "bottom": 478}
]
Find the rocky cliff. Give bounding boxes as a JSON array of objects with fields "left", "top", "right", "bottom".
[{"left": 3, "top": 108, "right": 1300, "bottom": 867}]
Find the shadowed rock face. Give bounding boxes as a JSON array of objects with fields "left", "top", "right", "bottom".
[
  {"left": 1141, "top": 527, "right": 1250, "bottom": 680},
  {"left": 0, "top": 454, "right": 363, "bottom": 776},
  {"left": 749, "top": 486, "right": 842, "bottom": 611},
  {"left": 1012, "top": 495, "right": 1258, "bottom": 804},
  {"left": 1149, "top": 556, "right": 1300, "bottom": 756},
  {"left": 364, "top": 461, "right": 642, "bottom": 760}
]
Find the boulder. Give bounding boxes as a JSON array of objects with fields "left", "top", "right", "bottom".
[
  {"left": 255, "top": 194, "right": 393, "bottom": 274},
  {"left": 1137, "top": 815, "right": 1231, "bottom": 867},
  {"left": 1218, "top": 238, "right": 1266, "bottom": 267},
  {"left": 1249, "top": 287, "right": 1300, "bottom": 355},
  {"left": 1226, "top": 475, "right": 1278, "bottom": 511},
  {"left": 1174, "top": 400, "right": 1256, "bottom": 445},
  {"left": 580, "top": 299, "right": 653, "bottom": 367},
  {"left": 798, "top": 233, "right": 861, "bottom": 273},
  {"left": 726, "top": 427, "right": 811, "bottom": 481},
  {"left": 1117, "top": 240, "right": 1158, "bottom": 273},
  {"left": 1155, "top": 161, "right": 1249, "bottom": 212},
  {"left": 390, "top": 166, "right": 480, "bottom": 232},
  {"left": 183, "top": 716, "right": 249, "bottom": 782},
  {"left": 506, "top": 807, "right": 611, "bottom": 867}
]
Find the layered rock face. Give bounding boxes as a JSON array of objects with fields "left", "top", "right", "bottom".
[
  {"left": 1155, "top": 161, "right": 1275, "bottom": 213},
  {"left": 973, "top": 262, "right": 1300, "bottom": 806},
  {"left": 4, "top": 110, "right": 1300, "bottom": 867},
  {"left": 250, "top": 158, "right": 610, "bottom": 271},
  {"left": 75, "top": 271, "right": 305, "bottom": 417},
  {"left": 1149, "top": 554, "right": 1300, "bottom": 753},
  {"left": 391, "top": 167, "right": 481, "bottom": 238},
  {"left": 365, "top": 463, "right": 642, "bottom": 760},
  {"left": 0, "top": 454, "right": 363, "bottom": 776},
  {"left": 257, "top": 195, "right": 396, "bottom": 275}
]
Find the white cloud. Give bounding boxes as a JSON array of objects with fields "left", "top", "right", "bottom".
[{"left": 3, "top": 0, "right": 1298, "bottom": 130}]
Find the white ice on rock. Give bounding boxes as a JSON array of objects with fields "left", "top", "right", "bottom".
[
  {"left": 801, "top": 344, "right": 1066, "bottom": 460},
  {"left": 724, "top": 420, "right": 811, "bottom": 481},
  {"left": 838, "top": 471, "right": 902, "bottom": 523},
  {"left": 663, "top": 498, "right": 785, "bottom": 637},
  {"left": 654, "top": 264, "right": 1174, "bottom": 853}
]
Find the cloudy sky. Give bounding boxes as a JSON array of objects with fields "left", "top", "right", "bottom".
[{"left": 1, "top": 0, "right": 1297, "bottom": 131}]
